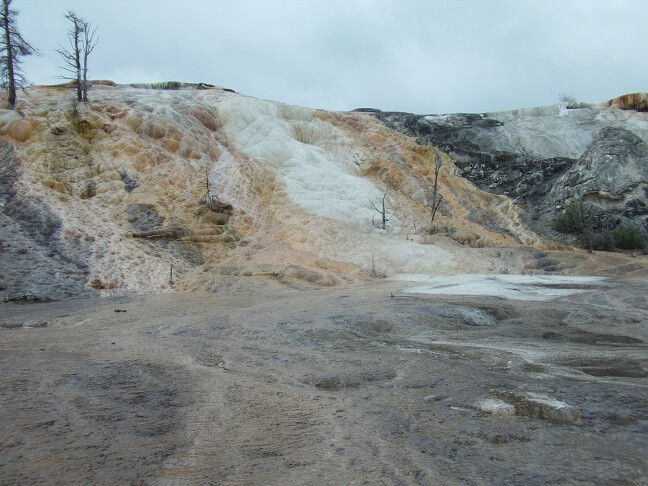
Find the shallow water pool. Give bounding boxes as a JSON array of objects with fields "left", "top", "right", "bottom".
[{"left": 393, "top": 274, "right": 606, "bottom": 301}]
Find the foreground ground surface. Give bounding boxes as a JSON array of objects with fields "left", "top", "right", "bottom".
[{"left": 1, "top": 275, "right": 647, "bottom": 485}]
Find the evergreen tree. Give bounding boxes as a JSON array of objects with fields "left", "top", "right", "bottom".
[{"left": 0, "top": 0, "right": 38, "bottom": 108}]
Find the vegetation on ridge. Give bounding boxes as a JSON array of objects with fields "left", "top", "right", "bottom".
[{"left": 128, "top": 81, "right": 183, "bottom": 90}]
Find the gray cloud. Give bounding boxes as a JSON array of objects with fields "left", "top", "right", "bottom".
[{"left": 16, "top": 0, "right": 648, "bottom": 113}]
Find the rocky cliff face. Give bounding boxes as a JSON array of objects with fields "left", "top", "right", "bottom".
[{"left": 359, "top": 95, "right": 648, "bottom": 238}]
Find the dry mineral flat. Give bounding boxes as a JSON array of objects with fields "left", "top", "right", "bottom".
[{"left": 1, "top": 275, "right": 647, "bottom": 485}]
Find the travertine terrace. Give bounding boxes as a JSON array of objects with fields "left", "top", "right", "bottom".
[
  {"left": 0, "top": 84, "right": 562, "bottom": 300},
  {"left": 1, "top": 84, "right": 647, "bottom": 485}
]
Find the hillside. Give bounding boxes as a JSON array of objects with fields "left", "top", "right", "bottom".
[
  {"left": 360, "top": 93, "right": 648, "bottom": 240},
  {"left": 0, "top": 85, "right": 646, "bottom": 300},
  {"left": 2, "top": 86, "right": 648, "bottom": 485}
]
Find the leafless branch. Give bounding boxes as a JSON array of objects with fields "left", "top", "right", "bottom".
[{"left": 368, "top": 192, "right": 393, "bottom": 230}]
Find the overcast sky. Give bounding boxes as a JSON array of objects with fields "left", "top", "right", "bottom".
[{"left": 16, "top": 0, "right": 648, "bottom": 114}]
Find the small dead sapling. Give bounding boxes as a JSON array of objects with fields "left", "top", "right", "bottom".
[
  {"left": 430, "top": 152, "right": 444, "bottom": 230},
  {"left": 368, "top": 192, "right": 392, "bottom": 230}
]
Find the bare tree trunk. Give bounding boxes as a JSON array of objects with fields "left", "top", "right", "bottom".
[
  {"left": 369, "top": 193, "right": 392, "bottom": 230},
  {"left": 430, "top": 152, "right": 444, "bottom": 229},
  {"left": 81, "top": 33, "right": 89, "bottom": 101},
  {"left": 74, "top": 25, "right": 81, "bottom": 102},
  {"left": 2, "top": 0, "right": 15, "bottom": 108},
  {"left": 57, "top": 11, "right": 92, "bottom": 103}
]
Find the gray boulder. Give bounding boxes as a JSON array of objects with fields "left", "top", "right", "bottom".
[
  {"left": 541, "top": 127, "right": 648, "bottom": 234},
  {"left": 493, "top": 390, "right": 581, "bottom": 424}
]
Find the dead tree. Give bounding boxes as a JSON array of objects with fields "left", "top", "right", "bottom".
[
  {"left": 368, "top": 192, "right": 392, "bottom": 230},
  {"left": 57, "top": 11, "right": 97, "bottom": 102},
  {"left": 0, "top": 0, "right": 38, "bottom": 108},
  {"left": 202, "top": 169, "right": 221, "bottom": 208},
  {"left": 430, "top": 152, "right": 444, "bottom": 229}
]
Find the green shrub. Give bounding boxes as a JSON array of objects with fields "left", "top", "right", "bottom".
[
  {"left": 555, "top": 199, "right": 646, "bottom": 252},
  {"left": 578, "top": 228, "right": 615, "bottom": 251},
  {"left": 612, "top": 223, "right": 646, "bottom": 250},
  {"left": 151, "top": 81, "right": 181, "bottom": 90},
  {"left": 129, "top": 81, "right": 182, "bottom": 90},
  {"left": 554, "top": 200, "right": 594, "bottom": 234}
]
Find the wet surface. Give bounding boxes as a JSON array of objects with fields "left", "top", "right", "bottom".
[
  {"left": 1, "top": 276, "right": 647, "bottom": 484},
  {"left": 395, "top": 274, "right": 608, "bottom": 300}
]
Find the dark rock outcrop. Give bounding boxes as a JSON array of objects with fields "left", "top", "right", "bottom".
[
  {"left": 359, "top": 105, "right": 648, "bottom": 239},
  {"left": 0, "top": 140, "right": 20, "bottom": 207},
  {"left": 356, "top": 109, "right": 577, "bottom": 202},
  {"left": 127, "top": 203, "right": 166, "bottom": 231},
  {"left": 0, "top": 140, "right": 93, "bottom": 301},
  {"left": 553, "top": 127, "right": 648, "bottom": 202},
  {"left": 117, "top": 169, "right": 138, "bottom": 192}
]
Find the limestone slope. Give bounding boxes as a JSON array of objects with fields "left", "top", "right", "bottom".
[{"left": 0, "top": 85, "right": 623, "bottom": 299}]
